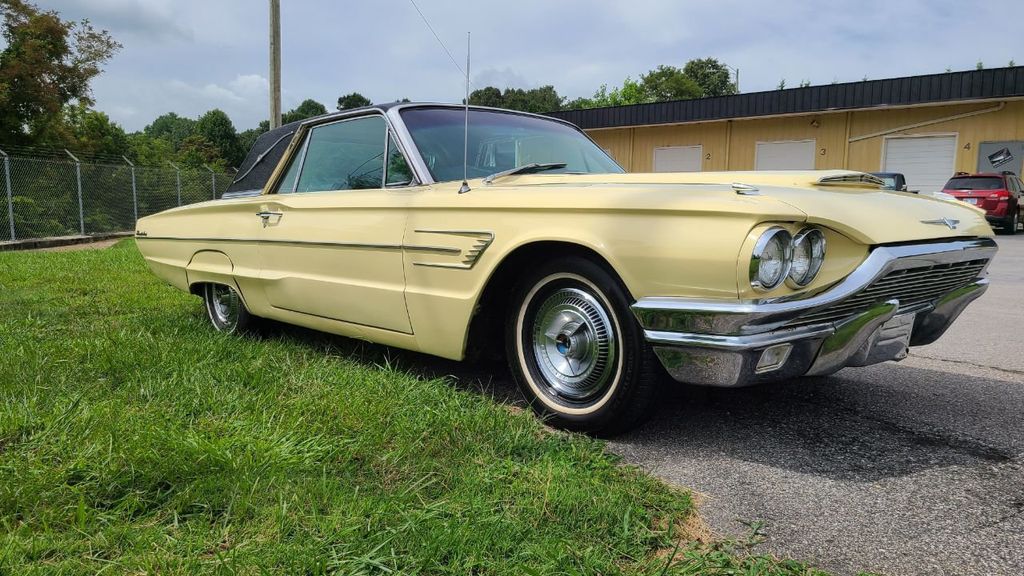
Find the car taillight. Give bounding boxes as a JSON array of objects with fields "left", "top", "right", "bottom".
[{"left": 988, "top": 190, "right": 1010, "bottom": 200}]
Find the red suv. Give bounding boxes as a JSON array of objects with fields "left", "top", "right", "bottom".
[{"left": 942, "top": 172, "right": 1023, "bottom": 235}]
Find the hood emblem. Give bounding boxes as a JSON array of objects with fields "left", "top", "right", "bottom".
[{"left": 920, "top": 217, "right": 960, "bottom": 230}]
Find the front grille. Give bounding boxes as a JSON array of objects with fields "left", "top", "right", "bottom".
[{"left": 785, "top": 258, "right": 989, "bottom": 328}]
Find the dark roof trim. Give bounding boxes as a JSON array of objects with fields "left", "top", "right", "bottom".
[{"left": 546, "top": 66, "right": 1024, "bottom": 130}]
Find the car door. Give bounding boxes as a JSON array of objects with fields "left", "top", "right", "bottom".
[{"left": 256, "top": 114, "right": 414, "bottom": 333}]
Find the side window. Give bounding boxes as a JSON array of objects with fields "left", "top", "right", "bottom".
[
  {"left": 385, "top": 134, "right": 415, "bottom": 187},
  {"left": 274, "top": 136, "right": 307, "bottom": 194},
  {"left": 292, "top": 115, "right": 387, "bottom": 193}
]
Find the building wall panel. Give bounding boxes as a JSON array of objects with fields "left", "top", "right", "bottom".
[{"left": 585, "top": 100, "right": 1024, "bottom": 175}]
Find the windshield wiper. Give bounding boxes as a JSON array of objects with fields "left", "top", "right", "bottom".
[{"left": 483, "top": 162, "right": 567, "bottom": 185}]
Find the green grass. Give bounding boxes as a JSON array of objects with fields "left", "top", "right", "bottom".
[{"left": 0, "top": 240, "right": 827, "bottom": 575}]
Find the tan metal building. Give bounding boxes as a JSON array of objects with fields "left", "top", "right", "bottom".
[{"left": 548, "top": 67, "right": 1024, "bottom": 193}]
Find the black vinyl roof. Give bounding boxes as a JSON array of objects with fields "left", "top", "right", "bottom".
[
  {"left": 226, "top": 103, "right": 405, "bottom": 194},
  {"left": 546, "top": 66, "right": 1024, "bottom": 130}
]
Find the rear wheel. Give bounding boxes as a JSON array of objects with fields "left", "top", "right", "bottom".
[
  {"left": 1005, "top": 209, "right": 1019, "bottom": 235},
  {"left": 505, "top": 257, "right": 660, "bottom": 435},
  {"left": 203, "top": 283, "right": 255, "bottom": 333}
]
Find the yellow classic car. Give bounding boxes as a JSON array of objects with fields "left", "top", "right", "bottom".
[{"left": 136, "top": 103, "right": 997, "bottom": 434}]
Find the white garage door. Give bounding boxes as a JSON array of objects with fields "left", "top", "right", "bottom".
[
  {"left": 755, "top": 140, "right": 816, "bottom": 170},
  {"left": 654, "top": 145, "right": 702, "bottom": 172},
  {"left": 884, "top": 135, "right": 957, "bottom": 193}
]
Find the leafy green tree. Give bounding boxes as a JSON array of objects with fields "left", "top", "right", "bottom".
[
  {"left": 126, "top": 132, "right": 174, "bottom": 166},
  {"left": 639, "top": 65, "right": 701, "bottom": 101},
  {"left": 195, "top": 109, "right": 242, "bottom": 167},
  {"left": 468, "top": 85, "right": 565, "bottom": 112},
  {"left": 502, "top": 86, "right": 563, "bottom": 113},
  {"left": 143, "top": 112, "right": 195, "bottom": 151},
  {"left": 468, "top": 86, "right": 504, "bottom": 107},
  {"left": 64, "top": 104, "right": 129, "bottom": 157},
  {"left": 283, "top": 98, "right": 326, "bottom": 123},
  {"left": 176, "top": 134, "right": 224, "bottom": 169},
  {"left": 337, "top": 92, "right": 371, "bottom": 110},
  {"left": 0, "top": 0, "right": 121, "bottom": 147},
  {"left": 681, "top": 58, "right": 738, "bottom": 97}
]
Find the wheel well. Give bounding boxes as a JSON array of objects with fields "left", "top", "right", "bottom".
[
  {"left": 189, "top": 282, "right": 205, "bottom": 297},
  {"left": 464, "top": 241, "right": 626, "bottom": 362}
]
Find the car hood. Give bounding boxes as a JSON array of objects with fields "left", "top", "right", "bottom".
[{"left": 489, "top": 170, "right": 992, "bottom": 245}]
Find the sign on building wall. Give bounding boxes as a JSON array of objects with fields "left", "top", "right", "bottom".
[{"left": 977, "top": 141, "right": 1024, "bottom": 175}]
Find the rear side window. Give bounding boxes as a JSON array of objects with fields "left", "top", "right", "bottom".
[{"left": 944, "top": 177, "right": 1004, "bottom": 191}]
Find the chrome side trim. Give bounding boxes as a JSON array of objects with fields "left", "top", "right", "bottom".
[
  {"left": 410, "top": 230, "right": 495, "bottom": 269},
  {"left": 633, "top": 238, "right": 997, "bottom": 336},
  {"left": 135, "top": 235, "right": 473, "bottom": 256}
]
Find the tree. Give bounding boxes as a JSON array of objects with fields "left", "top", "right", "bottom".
[
  {"left": 283, "top": 98, "right": 326, "bottom": 123},
  {"left": 639, "top": 65, "right": 701, "bottom": 101},
  {"left": 777, "top": 79, "right": 787, "bottom": 90},
  {"left": 468, "top": 85, "right": 565, "bottom": 113},
  {"left": 64, "top": 104, "right": 128, "bottom": 156},
  {"left": 143, "top": 112, "right": 196, "bottom": 151},
  {"left": 468, "top": 86, "right": 503, "bottom": 107},
  {"left": 337, "top": 92, "right": 371, "bottom": 110},
  {"left": 175, "top": 134, "right": 223, "bottom": 169},
  {"left": 126, "top": 132, "right": 174, "bottom": 166},
  {"left": 681, "top": 58, "right": 737, "bottom": 97},
  {"left": 195, "top": 109, "right": 242, "bottom": 167},
  {"left": 0, "top": 0, "right": 121, "bottom": 147}
]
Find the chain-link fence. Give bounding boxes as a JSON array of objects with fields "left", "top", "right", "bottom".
[{"left": 0, "top": 153, "right": 235, "bottom": 242}]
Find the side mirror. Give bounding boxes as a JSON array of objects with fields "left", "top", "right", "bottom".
[{"left": 900, "top": 184, "right": 908, "bottom": 191}]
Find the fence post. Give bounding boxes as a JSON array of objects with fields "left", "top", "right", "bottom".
[
  {"left": 167, "top": 161, "right": 181, "bottom": 206},
  {"left": 1, "top": 148, "right": 13, "bottom": 241},
  {"left": 123, "top": 156, "right": 137, "bottom": 227},
  {"left": 66, "top": 149, "right": 84, "bottom": 236},
  {"left": 204, "top": 165, "right": 216, "bottom": 199}
]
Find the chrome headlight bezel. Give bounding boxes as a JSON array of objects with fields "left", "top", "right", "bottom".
[
  {"left": 787, "top": 228, "right": 827, "bottom": 288},
  {"left": 749, "top": 227, "right": 793, "bottom": 291}
]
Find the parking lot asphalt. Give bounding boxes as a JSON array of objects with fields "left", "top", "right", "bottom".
[{"left": 609, "top": 233, "right": 1024, "bottom": 576}]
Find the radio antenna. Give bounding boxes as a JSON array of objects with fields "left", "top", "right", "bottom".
[{"left": 458, "top": 32, "right": 471, "bottom": 194}]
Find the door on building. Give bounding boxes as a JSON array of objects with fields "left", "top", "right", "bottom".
[
  {"left": 755, "top": 140, "right": 816, "bottom": 170},
  {"left": 653, "top": 145, "right": 703, "bottom": 172},
  {"left": 883, "top": 135, "right": 957, "bottom": 194},
  {"left": 977, "top": 141, "right": 1024, "bottom": 176}
]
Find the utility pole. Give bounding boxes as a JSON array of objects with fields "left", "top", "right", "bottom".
[{"left": 269, "top": 0, "right": 282, "bottom": 129}]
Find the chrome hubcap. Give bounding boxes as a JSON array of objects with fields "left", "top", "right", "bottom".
[
  {"left": 208, "top": 284, "right": 239, "bottom": 329},
  {"left": 531, "top": 287, "right": 616, "bottom": 401}
]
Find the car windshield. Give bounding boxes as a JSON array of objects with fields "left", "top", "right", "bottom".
[
  {"left": 944, "top": 176, "right": 1004, "bottom": 190},
  {"left": 400, "top": 107, "right": 623, "bottom": 183}
]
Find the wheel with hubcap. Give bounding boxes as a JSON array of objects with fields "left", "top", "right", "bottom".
[
  {"left": 203, "top": 283, "right": 256, "bottom": 333},
  {"left": 505, "top": 256, "right": 661, "bottom": 435}
]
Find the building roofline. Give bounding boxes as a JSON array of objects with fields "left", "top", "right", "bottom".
[{"left": 546, "top": 66, "right": 1024, "bottom": 130}]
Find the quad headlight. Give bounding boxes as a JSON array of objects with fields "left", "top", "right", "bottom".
[
  {"left": 749, "top": 226, "right": 826, "bottom": 291},
  {"left": 788, "top": 228, "right": 826, "bottom": 287},
  {"left": 749, "top": 227, "right": 793, "bottom": 290}
]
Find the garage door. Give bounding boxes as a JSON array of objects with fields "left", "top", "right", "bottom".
[
  {"left": 884, "top": 135, "right": 957, "bottom": 194},
  {"left": 654, "top": 145, "right": 702, "bottom": 172},
  {"left": 755, "top": 140, "right": 816, "bottom": 170}
]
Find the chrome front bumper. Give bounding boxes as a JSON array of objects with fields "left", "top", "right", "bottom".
[{"left": 632, "top": 238, "right": 997, "bottom": 387}]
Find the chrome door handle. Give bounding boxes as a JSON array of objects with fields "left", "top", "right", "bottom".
[{"left": 256, "top": 211, "right": 283, "bottom": 218}]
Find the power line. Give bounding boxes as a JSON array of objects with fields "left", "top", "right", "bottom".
[{"left": 407, "top": 0, "right": 465, "bottom": 78}]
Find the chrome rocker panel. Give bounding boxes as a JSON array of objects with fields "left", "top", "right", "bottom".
[{"left": 632, "top": 238, "right": 995, "bottom": 387}]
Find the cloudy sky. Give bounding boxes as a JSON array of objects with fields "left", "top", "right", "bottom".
[{"left": 36, "top": 0, "right": 1024, "bottom": 132}]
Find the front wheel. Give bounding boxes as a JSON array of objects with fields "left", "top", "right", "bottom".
[
  {"left": 505, "top": 257, "right": 661, "bottom": 435},
  {"left": 203, "top": 283, "right": 256, "bottom": 333}
]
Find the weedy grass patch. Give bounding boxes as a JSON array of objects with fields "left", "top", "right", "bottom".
[{"left": 0, "top": 240, "right": 827, "bottom": 574}]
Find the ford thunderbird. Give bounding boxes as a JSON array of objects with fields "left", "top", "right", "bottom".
[{"left": 136, "top": 103, "right": 997, "bottom": 434}]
